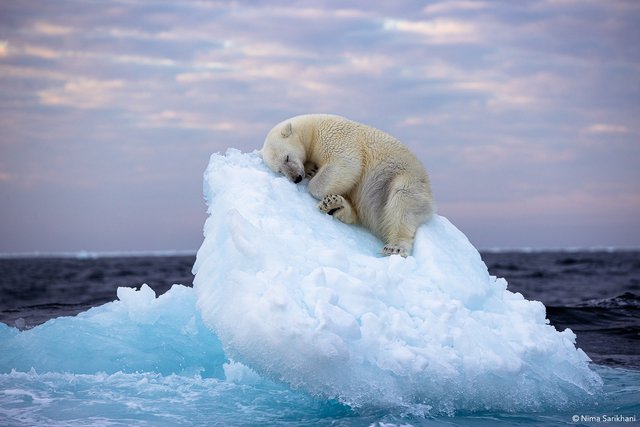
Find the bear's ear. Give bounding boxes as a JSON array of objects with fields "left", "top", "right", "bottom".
[{"left": 281, "top": 122, "right": 293, "bottom": 138}]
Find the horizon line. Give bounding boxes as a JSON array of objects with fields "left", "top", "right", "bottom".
[{"left": 1, "top": 246, "right": 639, "bottom": 259}]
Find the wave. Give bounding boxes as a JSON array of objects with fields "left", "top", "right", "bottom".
[{"left": 546, "top": 293, "right": 640, "bottom": 368}]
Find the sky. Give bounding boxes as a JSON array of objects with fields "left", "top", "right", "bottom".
[{"left": 0, "top": 0, "right": 639, "bottom": 253}]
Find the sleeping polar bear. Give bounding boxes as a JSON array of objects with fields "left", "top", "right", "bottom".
[{"left": 261, "top": 114, "right": 434, "bottom": 257}]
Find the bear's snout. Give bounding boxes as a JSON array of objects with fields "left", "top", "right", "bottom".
[{"left": 282, "top": 162, "right": 304, "bottom": 184}]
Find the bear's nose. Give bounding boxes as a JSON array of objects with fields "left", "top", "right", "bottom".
[{"left": 294, "top": 175, "right": 303, "bottom": 184}]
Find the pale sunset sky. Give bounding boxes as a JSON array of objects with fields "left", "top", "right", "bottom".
[{"left": 0, "top": 0, "right": 638, "bottom": 253}]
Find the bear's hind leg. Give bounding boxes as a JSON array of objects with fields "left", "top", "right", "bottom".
[
  {"left": 318, "top": 195, "right": 358, "bottom": 224},
  {"left": 381, "top": 176, "right": 433, "bottom": 257}
]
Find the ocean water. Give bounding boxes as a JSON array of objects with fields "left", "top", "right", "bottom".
[{"left": 1, "top": 251, "right": 638, "bottom": 426}]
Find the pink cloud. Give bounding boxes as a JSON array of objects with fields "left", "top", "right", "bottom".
[{"left": 583, "top": 124, "right": 630, "bottom": 135}]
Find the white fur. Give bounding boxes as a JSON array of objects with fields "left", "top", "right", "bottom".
[{"left": 261, "top": 114, "right": 434, "bottom": 256}]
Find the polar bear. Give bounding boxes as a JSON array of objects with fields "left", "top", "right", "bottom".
[{"left": 261, "top": 114, "right": 434, "bottom": 257}]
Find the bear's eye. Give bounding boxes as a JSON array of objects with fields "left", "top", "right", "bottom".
[{"left": 285, "top": 155, "right": 289, "bottom": 163}]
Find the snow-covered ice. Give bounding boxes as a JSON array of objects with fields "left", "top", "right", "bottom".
[{"left": 192, "top": 149, "right": 602, "bottom": 413}]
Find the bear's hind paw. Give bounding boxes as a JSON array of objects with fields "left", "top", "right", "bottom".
[{"left": 382, "top": 244, "right": 409, "bottom": 257}]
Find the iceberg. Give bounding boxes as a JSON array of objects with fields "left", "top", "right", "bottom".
[
  {"left": 0, "top": 284, "right": 226, "bottom": 378},
  {"left": 192, "top": 149, "right": 603, "bottom": 414},
  {"left": 0, "top": 148, "right": 606, "bottom": 423}
]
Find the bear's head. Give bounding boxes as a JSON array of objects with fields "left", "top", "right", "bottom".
[{"left": 261, "top": 121, "right": 306, "bottom": 184}]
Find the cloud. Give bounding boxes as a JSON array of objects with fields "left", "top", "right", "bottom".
[
  {"left": 18, "top": 43, "right": 61, "bottom": 59},
  {"left": 400, "top": 114, "right": 452, "bottom": 127},
  {"left": 139, "top": 110, "right": 240, "bottom": 132},
  {"left": 111, "top": 54, "right": 179, "bottom": 67},
  {"left": 382, "top": 18, "right": 480, "bottom": 44},
  {"left": 38, "top": 78, "right": 125, "bottom": 109},
  {"left": 453, "top": 73, "right": 573, "bottom": 110},
  {"left": 32, "top": 21, "right": 74, "bottom": 36},
  {"left": 0, "top": 64, "right": 69, "bottom": 81},
  {"left": 583, "top": 123, "right": 630, "bottom": 135},
  {"left": 11, "top": 40, "right": 181, "bottom": 67},
  {"left": 423, "top": 1, "right": 489, "bottom": 15},
  {"left": 265, "top": 7, "right": 370, "bottom": 20},
  {"left": 175, "top": 69, "right": 226, "bottom": 84},
  {"left": 402, "top": 55, "right": 573, "bottom": 111},
  {"left": 222, "top": 40, "right": 315, "bottom": 60},
  {"left": 442, "top": 190, "right": 640, "bottom": 222},
  {"left": 458, "top": 138, "right": 577, "bottom": 166}
]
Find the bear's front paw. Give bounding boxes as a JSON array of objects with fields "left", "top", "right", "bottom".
[
  {"left": 304, "top": 162, "right": 318, "bottom": 179},
  {"left": 382, "top": 244, "right": 409, "bottom": 257},
  {"left": 318, "top": 194, "right": 345, "bottom": 216}
]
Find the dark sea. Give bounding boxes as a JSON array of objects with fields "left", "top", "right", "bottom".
[
  {"left": 1, "top": 251, "right": 639, "bottom": 426},
  {"left": 2, "top": 251, "right": 638, "bottom": 369}
]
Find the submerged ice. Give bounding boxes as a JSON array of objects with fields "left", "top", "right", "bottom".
[{"left": 193, "top": 149, "right": 602, "bottom": 412}]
